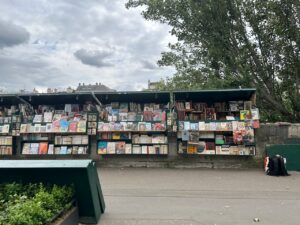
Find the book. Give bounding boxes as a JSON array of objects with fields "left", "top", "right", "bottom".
[
  {"left": 197, "top": 142, "right": 206, "bottom": 153},
  {"left": 69, "top": 122, "right": 77, "bottom": 132},
  {"left": 60, "top": 120, "right": 69, "bottom": 132},
  {"left": 111, "top": 132, "right": 120, "bottom": 140},
  {"left": 22, "top": 143, "right": 30, "bottom": 154},
  {"left": 189, "top": 131, "right": 199, "bottom": 143},
  {"left": 183, "top": 121, "right": 190, "bottom": 131},
  {"left": 182, "top": 131, "right": 189, "bottom": 141},
  {"left": 52, "top": 120, "right": 60, "bottom": 132},
  {"left": 48, "top": 144, "right": 54, "bottom": 154},
  {"left": 187, "top": 145, "right": 197, "bottom": 154},
  {"left": 107, "top": 142, "right": 116, "bottom": 154},
  {"left": 138, "top": 122, "right": 147, "bottom": 131},
  {"left": 251, "top": 108, "right": 260, "bottom": 120},
  {"left": 119, "top": 103, "right": 129, "bottom": 113},
  {"left": 132, "top": 145, "right": 141, "bottom": 154},
  {"left": 20, "top": 124, "right": 28, "bottom": 133},
  {"left": 190, "top": 123, "right": 198, "bottom": 131},
  {"left": 33, "top": 114, "right": 43, "bottom": 123},
  {"left": 125, "top": 144, "right": 132, "bottom": 154},
  {"left": 98, "top": 141, "right": 107, "bottom": 154},
  {"left": 198, "top": 122, "right": 205, "bottom": 131},
  {"left": 34, "top": 124, "right": 41, "bottom": 133},
  {"left": 77, "top": 121, "right": 87, "bottom": 132},
  {"left": 40, "top": 125, "right": 46, "bottom": 133},
  {"left": 240, "top": 110, "right": 250, "bottom": 120},
  {"left": 38, "top": 142, "right": 48, "bottom": 154},
  {"left": 116, "top": 142, "right": 126, "bottom": 154},
  {"left": 43, "top": 112, "right": 53, "bottom": 123},
  {"left": 205, "top": 108, "right": 216, "bottom": 120},
  {"left": 58, "top": 146, "right": 66, "bottom": 154},
  {"left": 141, "top": 145, "right": 148, "bottom": 154}
]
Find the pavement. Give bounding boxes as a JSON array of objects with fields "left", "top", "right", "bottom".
[{"left": 97, "top": 168, "right": 300, "bottom": 225}]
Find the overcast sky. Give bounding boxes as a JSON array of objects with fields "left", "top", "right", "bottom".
[{"left": 0, "top": 0, "right": 175, "bottom": 92}]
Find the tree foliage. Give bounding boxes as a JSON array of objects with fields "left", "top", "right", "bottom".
[{"left": 126, "top": 0, "right": 300, "bottom": 122}]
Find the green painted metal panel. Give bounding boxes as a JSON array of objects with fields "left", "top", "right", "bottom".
[
  {"left": 0, "top": 160, "right": 105, "bottom": 224},
  {"left": 266, "top": 144, "right": 300, "bottom": 171}
]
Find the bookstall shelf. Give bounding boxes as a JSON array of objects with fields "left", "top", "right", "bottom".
[
  {"left": 174, "top": 90, "right": 258, "bottom": 156},
  {"left": 96, "top": 99, "right": 169, "bottom": 155}
]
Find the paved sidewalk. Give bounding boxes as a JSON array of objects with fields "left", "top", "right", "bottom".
[{"left": 97, "top": 168, "right": 300, "bottom": 225}]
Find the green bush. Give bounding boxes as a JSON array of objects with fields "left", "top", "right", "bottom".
[{"left": 0, "top": 182, "right": 74, "bottom": 225}]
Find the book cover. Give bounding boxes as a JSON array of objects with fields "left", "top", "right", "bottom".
[
  {"left": 183, "top": 121, "right": 190, "bottom": 131},
  {"left": 190, "top": 123, "right": 199, "bottom": 131},
  {"left": 60, "top": 146, "right": 68, "bottom": 154},
  {"left": 48, "top": 144, "right": 54, "bottom": 154},
  {"left": 22, "top": 143, "right": 30, "bottom": 154},
  {"left": 112, "top": 132, "right": 121, "bottom": 140},
  {"left": 119, "top": 103, "right": 129, "bottom": 113},
  {"left": 43, "top": 112, "right": 53, "bottom": 123},
  {"left": 145, "top": 123, "right": 152, "bottom": 131},
  {"left": 138, "top": 122, "right": 147, "bottom": 131},
  {"left": 182, "top": 131, "right": 189, "bottom": 141},
  {"left": 205, "top": 108, "right": 216, "bottom": 120},
  {"left": 251, "top": 108, "right": 260, "bottom": 120},
  {"left": 119, "top": 113, "right": 128, "bottom": 121},
  {"left": 38, "top": 142, "right": 48, "bottom": 154},
  {"left": 33, "top": 114, "right": 43, "bottom": 123},
  {"left": 98, "top": 141, "right": 107, "bottom": 154},
  {"left": 141, "top": 145, "right": 148, "bottom": 154},
  {"left": 125, "top": 144, "right": 132, "bottom": 154},
  {"left": 198, "top": 122, "right": 206, "bottom": 131},
  {"left": 38, "top": 124, "right": 45, "bottom": 133},
  {"left": 185, "top": 102, "right": 191, "bottom": 110},
  {"left": 69, "top": 122, "right": 77, "bottom": 132},
  {"left": 132, "top": 145, "right": 141, "bottom": 154},
  {"left": 240, "top": 110, "right": 250, "bottom": 120},
  {"left": 116, "top": 141, "right": 126, "bottom": 154},
  {"left": 34, "top": 124, "right": 41, "bottom": 133},
  {"left": 205, "top": 142, "right": 216, "bottom": 151},
  {"left": 189, "top": 131, "right": 199, "bottom": 143},
  {"left": 197, "top": 142, "right": 206, "bottom": 154},
  {"left": 120, "top": 132, "right": 130, "bottom": 139},
  {"left": 52, "top": 120, "right": 60, "bottom": 132},
  {"left": 20, "top": 124, "right": 27, "bottom": 133},
  {"left": 252, "top": 120, "right": 260, "bottom": 129},
  {"left": 60, "top": 120, "right": 69, "bottom": 132},
  {"left": 107, "top": 142, "right": 116, "bottom": 154},
  {"left": 187, "top": 145, "right": 197, "bottom": 154},
  {"left": 209, "top": 122, "right": 217, "bottom": 131},
  {"left": 77, "top": 121, "right": 87, "bottom": 133}
]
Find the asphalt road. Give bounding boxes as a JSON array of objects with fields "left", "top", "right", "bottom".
[{"left": 97, "top": 168, "right": 300, "bottom": 225}]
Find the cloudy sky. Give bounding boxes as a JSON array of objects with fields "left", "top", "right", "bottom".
[{"left": 0, "top": 0, "right": 175, "bottom": 92}]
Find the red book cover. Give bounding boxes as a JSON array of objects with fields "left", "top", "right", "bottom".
[
  {"left": 69, "top": 122, "right": 77, "bottom": 132},
  {"left": 38, "top": 142, "right": 48, "bottom": 154}
]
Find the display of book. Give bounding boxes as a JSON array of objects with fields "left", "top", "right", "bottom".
[{"left": 176, "top": 100, "right": 259, "bottom": 156}]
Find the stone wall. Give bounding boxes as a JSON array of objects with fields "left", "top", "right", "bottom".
[{"left": 93, "top": 123, "right": 300, "bottom": 169}]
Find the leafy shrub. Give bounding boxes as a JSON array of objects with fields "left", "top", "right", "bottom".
[{"left": 0, "top": 182, "right": 75, "bottom": 225}]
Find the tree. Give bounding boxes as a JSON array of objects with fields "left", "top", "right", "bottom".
[{"left": 126, "top": 0, "right": 300, "bottom": 122}]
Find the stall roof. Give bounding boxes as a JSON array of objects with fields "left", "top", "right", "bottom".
[
  {"left": 0, "top": 89, "right": 255, "bottom": 106},
  {"left": 173, "top": 88, "right": 256, "bottom": 102}
]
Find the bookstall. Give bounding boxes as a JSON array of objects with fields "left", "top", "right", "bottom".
[
  {"left": 95, "top": 92, "right": 170, "bottom": 155},
  {"left": 0, "top": 89, "right": 259, "bottom": 160},
  {"left": 174, "top": 89, "right": 258, "bottom": 156}
]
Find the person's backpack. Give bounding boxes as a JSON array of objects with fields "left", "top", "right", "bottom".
[{"left": 265, "top": 155, "right": 289, "bottom": 176}]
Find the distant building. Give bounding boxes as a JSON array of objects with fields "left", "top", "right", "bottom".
[
  {"left": 147, "top": 80, "right": 164, "bottom": 91},
  {"left": 76, "top": 83, "right": 115, "bottom": 92}
]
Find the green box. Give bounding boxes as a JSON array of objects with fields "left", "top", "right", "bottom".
[{"left": 266, "top": 144, "right": 300, "bottom": 171}]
